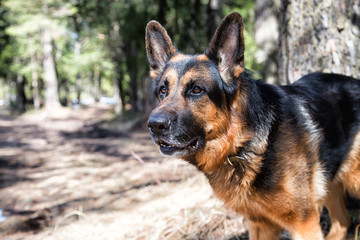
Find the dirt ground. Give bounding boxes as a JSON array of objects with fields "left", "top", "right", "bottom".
[{"left": 0, "top": 104, "right": 358, "bottom": 240}]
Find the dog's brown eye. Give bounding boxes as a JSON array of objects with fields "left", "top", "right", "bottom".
[
  {"left": 160, "top": 86, "right": 167, "bottom": 95},
  {"left": 192, "top": 86, "right": 202, "bottom": 94}
]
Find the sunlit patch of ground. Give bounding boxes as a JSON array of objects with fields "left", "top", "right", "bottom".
[{"left": 0, "top": 105, "right": 358, "bottom": 240}]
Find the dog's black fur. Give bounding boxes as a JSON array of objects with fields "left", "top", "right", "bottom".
[{"left": 145, "top": 12, "right": 360, "bottom": 240}]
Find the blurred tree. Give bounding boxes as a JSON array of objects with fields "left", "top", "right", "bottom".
[
  {"left": 41, "top": 11, "right": 61, "bottom": 109},
  {"left": 56, "top": 1, "right": 112, "bottom": 107},
  {"left": 279, "top": 0, "right": 360, "bottom": 84},
  {"left": 3, "top": 0, "right": 73, "bottom": 109},
  {"left": 254, "top": 0, "right": 279, "bottom": 84},
  {"left": 223, "top": 0, "right": 261, "bottom": 74},
  {"left": 29, "top": 37, "right": 41, "bottom": 109},
  {"left": 72, "top": 12, "right": 83, "bottom": 104},
  {"left": 0, "top": 6, "right": 13, "bottom": 106},
  {"left": 0, "top": 0, "right": 261, "bottom": 113},
  {"left": 207, "top": 0, "right": 223, "bottom": 41},
  {"left": 14, "top": 56, "right": 26, "bottom": 112}
]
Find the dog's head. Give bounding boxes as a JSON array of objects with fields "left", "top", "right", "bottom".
[{"left": 145, "top": 12, "right": 246, "bottom": 167}]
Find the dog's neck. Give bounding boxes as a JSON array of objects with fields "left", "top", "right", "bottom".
[
  {"left": 186, "top": 78, "right": 278, "bottom": 188},
  {"left": 202, "top": 111, "right": 275, "bottom": 210}
]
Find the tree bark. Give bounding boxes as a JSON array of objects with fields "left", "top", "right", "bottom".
[
  {"left": 108, "top": 21, "right": 123, "bottom": 114},
  {"left": 5, "top": 73, "right": 12, "bottom": 106},
  {"left": 90, "top": 64, "right": 102, "bottom": 102},
  {"left": 16, "top": 73, "right": 26, "bottom": 113},
  {"left": 14, "top": 56, "right": 26, "bottom": 112},
  {"left": 30, "top": 41, "right": 41, "bottom": 110},
  {"left": 157, "top": 0, "right": 167, "bottom": 24},
  {"left": 207, "top": 0, "right": 223, "bottom": 42},
  {"left": 74, "top": 39, "right": 82, "bottom": 103},
  {"left": 128, "top": 40, "right": 138, "bottom": 112},
  {"left": 42, "top": 24, "right": 60, "bottom": 108},
  {"left": 279, "top": 0, "right": 360, "bottom": 84},
  {"left": 97, "top": 69, "right": 102, "bottom": 101},
  {"left": 255, "top": 0, "right": 279, "bottom": 84},
  {"left": 113, "top": 69, "right": 122, "bottom": 114},
  {"left": 73, "top": 15, "right": 82, "bottom": 104}
]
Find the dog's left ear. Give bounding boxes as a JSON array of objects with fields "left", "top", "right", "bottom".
[
  {"left": 206, "top": 12, "right": 245, "bottom": 84},
  {"left": 145, "top": 21, "right": 177, "bottom": 79}
]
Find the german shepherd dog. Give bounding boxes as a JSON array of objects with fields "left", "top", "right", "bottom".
[{"left": 145, "top": 12, "right": 360, "bottom": 240}]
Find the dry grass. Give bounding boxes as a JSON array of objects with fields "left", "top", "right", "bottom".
[
  {"left": 0, "top": 105, "right": 358, "bottom": 240},
  {"left": 0, "top": 105, "right": 247, "bottom": 240},
  {"left": 37, "top": 174, "right": 247, "bottom": 240}
]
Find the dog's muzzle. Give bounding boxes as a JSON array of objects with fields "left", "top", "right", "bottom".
[{"left": 147, "top": 111, "right": 203, "bottom": 157}]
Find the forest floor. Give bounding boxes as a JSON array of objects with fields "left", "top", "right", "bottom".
[{"left": 0, "top": 104, "right": 358, "bottom": 240}]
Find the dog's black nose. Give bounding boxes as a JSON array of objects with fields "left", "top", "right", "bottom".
[{"left": 147, "top": 113, "right": 171, "bottom": 134}]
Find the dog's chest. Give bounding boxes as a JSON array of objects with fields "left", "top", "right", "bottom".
[{"left": 206, "top": 166, "right": 259, "bottom": 214}]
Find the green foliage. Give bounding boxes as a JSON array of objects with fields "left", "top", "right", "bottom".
[
  {"left": 0, "top": 6, "right": 11, "bottom": 78},
  {"left": 223, "top": 0, "right": 262, "bottom": 75},
  {"left": 0, "top": 0, "right": 261, "bottom": 111}
]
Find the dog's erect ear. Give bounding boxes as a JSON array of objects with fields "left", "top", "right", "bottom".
[
  {"left": 206, "top": 12, "right": 245, "bottom": 84},
  {"left": 145, "top": 21, "right": 177, "bottom": 79}
]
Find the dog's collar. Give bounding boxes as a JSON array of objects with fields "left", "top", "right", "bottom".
[
  {"left": 226, "top": 147, "right": 248, "bottom": 166},
  {"left": 226, "top": 155, "right": 245, "bottom": 165}
]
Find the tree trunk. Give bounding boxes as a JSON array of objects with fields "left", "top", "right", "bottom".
[
  {"left": 157, "top": 0, "right": 167, "bottom": 24},
  {"left": 16, "top": 73, "right": 26, "bottom": 113},
  {"left": 30, "top": 43, "right": 41, "bottom": 110},
  {"left": 92, "top": 65, "right": 101, "bottom": 102},
  {"left": 279, "top": 0, "right": 360, "bottom": 84},
  {"left": 74, "top": 40, "right": 82, "bottom": 104},
  {"left": 207, "top": 0, "right": 223, "bottom": 42},
  {"left": 255, "top": 0, "right": 279, "bottom": 84},
  {"left": 73, "top": 14, "right": 82, "bottom": 104},
  {"left": 118, "top": 70, "right": 126, "bottom": 110},
  {"left": 113, "top": 70, "right": 122, "bottom": 114},
  {"left": 90, "top": 71, "right": 96, "bottom": 101},
  {"left": 129, "top": 41, "right": 138, "bottom": 112},
  {"left": 42, "top": 24, "right": 60, "bottom": 108},
  {"left": 190, "top": 0, "right": 203, "bottom": 52},
  {"left": 31, "top": 62, "right": 41, "bottom": 110},
  {"left": 5, "top": 73, "right": 12, "bottom": 105},
  {"left": 108, "top": 21, "right": 123, "bottom": 114},
  {"left": 59, "top": 77, "right": 70, "bottom": 107},
  {"left": 14, "top": 56, "right": 26, "bottom": 112},
  {"left": 97, "top": 69, "right": 102, "bottom": 101}
]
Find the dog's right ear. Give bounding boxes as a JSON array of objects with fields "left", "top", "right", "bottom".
[
  {"left": 205, "top": 12, "right": 245, "bottom": 88},
  {"left": 145, "top": 21, "right": 177, "bottom": 79}
]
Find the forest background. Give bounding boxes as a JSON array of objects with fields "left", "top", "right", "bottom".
[
  {"left": 0, "top": 0, "right": 258, "bottom": 114},
  {"left": 0, "top": 0, "right": 360, "bottom": 239},
  {"left": 1, "top": 0, "right": 358, "bottom": 115}
]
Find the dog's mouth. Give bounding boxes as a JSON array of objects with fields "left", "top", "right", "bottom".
[{"left": 156, "top": 138, "right": 201, "bottom": 156}]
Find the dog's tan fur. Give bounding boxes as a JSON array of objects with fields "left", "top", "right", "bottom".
[{"left": 146, "top": 12, "right": 360, "bottom": 240}]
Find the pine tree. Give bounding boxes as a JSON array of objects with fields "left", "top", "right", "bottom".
[{"left": 279, "top": 0, "right": 360, "bottom": 84}]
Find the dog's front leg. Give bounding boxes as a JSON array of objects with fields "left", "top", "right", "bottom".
[
  {"left": 248, "top": 218, "right": 282, "bottom": 240},
  {"left": 324, "top": 182, "right": 350, "bottom": 240},
  {"left": 289, "top": 213, "right": 324, "bottom": 240}
]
